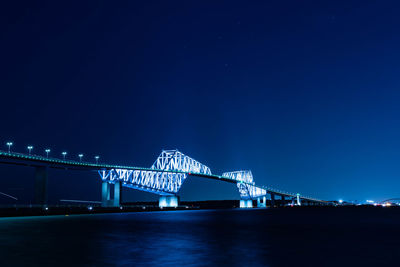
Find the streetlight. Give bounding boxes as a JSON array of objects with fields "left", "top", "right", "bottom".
[
  {"left": 27, "top": 146, "right": 33, "bottom": 155},
  {"left": 78, "top": 154, "right": 83, "bottom": 162},
  {"left": 45, "top": 149, "right": 51, "bottom": 158},
  {"left": 62, "top": 152, "right": 67, "bottom": 160},
  {"left": 95, "top": 155, "right": 100, "bottom": 164},
  {"left": 6, "top": 142, "right": 13, "bottom": 153}
]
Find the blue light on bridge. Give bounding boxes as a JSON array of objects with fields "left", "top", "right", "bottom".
[{"left": 0, "top": 145, "right": 326, "bottom": 205}]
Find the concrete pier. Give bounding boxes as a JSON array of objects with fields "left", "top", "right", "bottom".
[
  {"left": 113, "top": 181, "right": 121, "bottom": 207},
  {"left": 257, "top": 196, "right": 267, "bottom": 208},
  {"left": 101, "top": 181, "right": 110, "bottom": 207},
  {"left": 270, "top": 193, "right": 276, "bottom": 207},
  {"left": 296, "top": 193, "right": 301, "bottom": 206},
  {"left": 101, "top": 181, "right": 121, "bottom": 207},
  {"left": 34, "top": 166, "right": 48, "bottom": 206},
  {"left": 240, "top": 199, "right": 253, "bottom": 208},
  {"left": 159, "top": 195, "right": 179, "bottom": 208},
  {"left": 281, "top": 195, "right": 286, "bottom": 207}
]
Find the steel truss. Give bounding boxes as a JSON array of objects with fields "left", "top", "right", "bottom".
[
  {"left": 237, "top": 183, "right": 266, "bottom": 199},
  {"left": 151, "top": 150, "right": 211, "bottom": 175},
  {"left": 98, "top": 169, "right": 187, "bottom": 195},
  {"left": 222, "top": 170, "right": 254, "bottom": 183},
  {"left": 222, "top": 170, "right": 266, "bottom": 199}
]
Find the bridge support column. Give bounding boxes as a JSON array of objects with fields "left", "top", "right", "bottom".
[
  {"left": 296, "top": 194, "right": 301, "bottom": 206},
  {"left": 240, "top": 199, "right": 253, "bottom": 208},
  {"left": 34, "top": 166, "right": 48, "bottom": 207},
  {"left": 270, "top": 193, "right": 276, "bottom": 207},
  {"left": 257, "top": 196, "right": 267, "bottom": 208},
  {"left": 159, "top": 195, "right": 178, "bottom": 208},
  {"left": 281, "top": 195, "right": 286, "bottom": 207},
  {"left": 113, "top": 181, "right": 121, "bottom": 207},
  {"left": 101, "top": 181, "right": 121, "bottom": 207},
  {"left": 101, "top": 181, "right": 111, "bottom": 207}
]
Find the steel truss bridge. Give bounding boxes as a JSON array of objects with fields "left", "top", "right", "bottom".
[{"left": 0, "top": 149, "right": 329, "bottom": 208}]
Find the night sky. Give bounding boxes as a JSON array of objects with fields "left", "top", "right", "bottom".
[{"left": 1, "top": 1, "right": 400, "bottom": 204}]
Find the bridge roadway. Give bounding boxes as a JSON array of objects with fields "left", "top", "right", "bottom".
[{"left": 0, "top": 150, "right": 329, "bottom": 207}]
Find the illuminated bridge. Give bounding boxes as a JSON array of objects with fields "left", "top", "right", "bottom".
[{"left": 0, "top": 149, "right": 329, "bottom": 208}]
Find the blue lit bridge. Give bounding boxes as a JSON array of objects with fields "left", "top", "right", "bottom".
[{"left": 0, "top": 149, "right": 329, "bottom": 208}]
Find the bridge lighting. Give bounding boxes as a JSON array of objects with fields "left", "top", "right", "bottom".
[
  {"left": 6, "top": 142, "right": 13, "bottom": 153},
  {"left": 95, "top": 155, "right": 100, "bottom": 164},
  {"left": 78, "top": 154, "right": 83, "bottom": 162},
  {"left": 45, "top": 149, "right": 51, "bottom": 158},
  {"left": 339, "top": 199, "right": 343, "bottom": 204},
  {"left": 27, "top": 146, "right": 33, "bottom": 155},
  {"left": 62, "top": 152, "right": 67, "bottom": 160}
]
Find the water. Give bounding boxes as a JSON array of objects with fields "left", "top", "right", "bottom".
[{"left": 0, "top": 207, "right": 399, "bottom": 266}]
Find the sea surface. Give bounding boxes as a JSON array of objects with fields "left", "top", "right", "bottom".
[{"left": 0, "top": 207, "right": 399, "bottom": 267}]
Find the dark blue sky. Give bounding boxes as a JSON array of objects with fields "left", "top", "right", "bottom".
[{"left": 1, "top": 1, "right": 400, "bottom": 203}]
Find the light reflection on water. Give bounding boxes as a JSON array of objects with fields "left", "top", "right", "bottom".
[
  {"left": 96, "top": 210, "right": 268, "bottom": 266},
  {"left": 0, "top": 208, "right": 399, "bottom": 266}
]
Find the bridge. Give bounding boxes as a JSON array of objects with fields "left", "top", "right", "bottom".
[{"left": 0, "top": 147, "right": 329, "bottom": 208}]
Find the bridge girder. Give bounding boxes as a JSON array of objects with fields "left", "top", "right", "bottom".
[
  {"left": 151, "top": 150, "right": 211, "bottom": 175},
  {"left": 222, "top": 170, "right": 266, "bottom": 199},
  {"left": 99, "top": 169, "right": 187, "bottom": 195}
]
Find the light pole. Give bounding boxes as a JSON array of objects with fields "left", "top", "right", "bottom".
[
  {"left": 62, "top": 152, "right": 67, "bottom": 160},
  {"left": 78, "top": 154, "right": 83, "bottom": 162},
  {"left": 45, "top": 149, "right": 50, "bottom": 158},
  {"left": 6, "top": 142, "right": 13, "bottom": 153},
  {"left": 95, "top": 155, "right": 99, "bottom": 164},
  {"left": 27, "top": 146, "right": 33, "bottom": 155}
]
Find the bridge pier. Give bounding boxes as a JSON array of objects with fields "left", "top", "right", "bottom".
[
  {"left": 270, "top": 193, "right": 276, "bottom": 207},
  {"left": 281, "top": 195, "right": 286, "bottom": 207},
  {"left": 257, "top": 196, "right": 267, "bottom": 208},
  {"left": 240, "top": 199, "right": 253, "bottom": 208},
  {"left": 296, "top": 193, "right": 301, "bottom": 206},
  {"left": 113, "top": 181, "right": 121, "bottom": 207},
  {"left": 101, "top": 181, "right": 110, "bottom": 207},
  {"left": 101, "top": 181, "right": 121, "bottom": 207},
  {"left": 34, "top": 166, "right": 48, "bottom": 207},
  {"left": 159, "top": 195, "right": 179, "bottom": 208}
]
